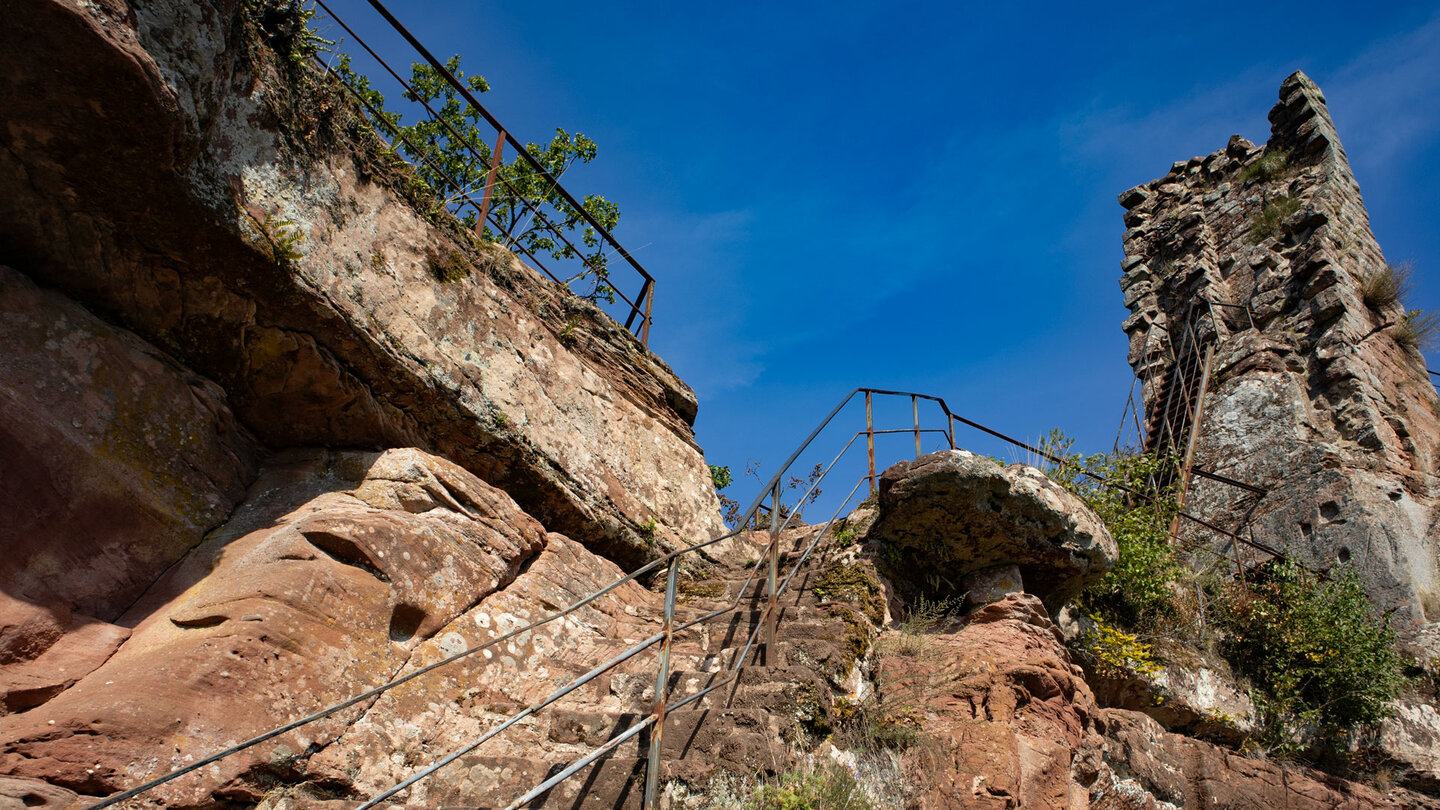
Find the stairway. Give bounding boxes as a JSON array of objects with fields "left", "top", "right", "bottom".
[
  {"left": 364, "top": 527, "right": 869, "bottom": 810},
  {"left": 1142, "top": 318, "right": 1213, "bottom": 466}
]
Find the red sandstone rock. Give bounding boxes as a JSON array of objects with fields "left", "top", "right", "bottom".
[
  {"left": 0, "top": 0, "right": 724, "bottom": 569},
  {"left": 0, "top": 265, "right": 260, "bottom": 625},
  {"left": 885, "top": 594, "right": 1101, "bottom": 809},
  {"left": 0, "top": 448, "right": 545, "bottom": 804},
  {"left": 880, "top": 592, "right": 1439, "bottom": 809},
  {"left": 867, "top": 451, "right": 1117, "bottom": 610}
]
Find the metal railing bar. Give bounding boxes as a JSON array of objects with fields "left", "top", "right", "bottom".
[
  {"left": 356, "top": 629, "right": 667, "bottom": 810},
  {"left": 390, "top": 480, "right": 859, "bottom": 810},
  {"left": 361, "top": 0, "right": 654, "bottom": 284},
  {"left": 775, "top": 477, "right": 868, "bottom": 599},
  {"left": 316, "top": 0, "right": 648, "bottom": 331},
  {"left": 1190, "top": 466, "right": 1267, "bottom": 495},
  {"left": 317, "top": 58, "right": 580, "bottom": 295},
  {"left": 85, "top": 386, "right": 1275, "bottom": 810},
  {"left": 737, "top": 389, "right": 868, "bottom": 523},
  {"left": 357, "top": 517, "right": 795, "bottom": 808},
  {"left": 503, "top": 716, "right": 656, "bottom": 810},
  {"left": 722, "top": 477, "right": 868, "bottom": 681},
  {"left": 82, "top": 520, "right": 751, "bottom": 810},
  {"left": 321, "top": 13, "right": 560, "bottom": 261}
]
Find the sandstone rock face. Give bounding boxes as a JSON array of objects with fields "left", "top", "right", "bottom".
[
  {"left": 1092, "top": 709, "right": 1438, "bottom": 810},
  {"left": 887, "top": 594, "right": 1103, "bottom": 808},
  {"left": 1117, "top": 72, "right": 1440, "bottom": 639},
  {"left": 0, "top": 0, "right": 724, "bottom": 569},
  {"left": 0, "top": 448, "right": 547, "bottom": 802},
  {"left": 881, "top": 592, "right": 1438, "bottom": 809},
  {"left": 867, "top": 450, "right": 1117, "bottom": 610},
  {"left": 0, "top": 265, "right": 259, "bottom": 623}
]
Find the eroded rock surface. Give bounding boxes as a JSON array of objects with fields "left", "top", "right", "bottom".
[
  {"left": 0, "top": 266, "right": 260, "bottom": 623},
  {"left": 879, "top": 592, "right": 1437, "bottom": 809},
  {"left": 0, "top": 0, "right": 723, "bottom": 569},
  {"left": 866, "top": 450, "right": 1116, "bottom": 610},
  {"left": 1118, "top": 70, "right": 1440, "bottom": 790},
  {"left": 0, "top": 448, "right": 546, "bottom": 803}
]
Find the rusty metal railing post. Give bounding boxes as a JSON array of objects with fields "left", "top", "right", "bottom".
[
  {"left": 911, "top": 395, "right": 921, "bottom": 458},
  {"left": 643, "top": 559, "right": 679, "bottom": 809},
  {"left": 1168, "top": 341, "right": 1216, "bottom": 544},
  {"left": 865, "top": 391, "right": 876, "bottom": 493},
  {"left": 641, "top": 280, "right": 655, "bottom": 347},
  {"left": 765, "top": 483, "right": 780, "bottom": 651},
  {"left": 475, "top": 129, "right": 506, "bottom": 236},
  {"left": 947, "top": 413, "right": 956, "bottom": 450}
]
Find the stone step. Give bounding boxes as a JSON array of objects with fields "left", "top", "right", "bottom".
[
  {"left": 542, "top": 706, "right": 782, "bottom": 760},
  {"left": 368, "top": 710, "right": 787, "bottom": 809},
  {"left": 607, "top": 663, "right": 824, "bottom": 712}
]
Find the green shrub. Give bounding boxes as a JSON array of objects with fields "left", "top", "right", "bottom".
[
  {"left": 1248, "top": 196, "right": 1303, "bottom": 244},
  {"left": 1080, "top": 615, "right": 1162, "bottom": 679},
  {"left": 710, "top": 464, "right": 734, "bottom": 491},
  {"left": 1217, "top": 561, "right": 1403, "bottom": 745},
  {"left": 243, "top": 0, "right": 331, "bottom": 65},
  {"left": 749, "top": 766, "right": 873, "bottom": 810},
  {"left": 1069, "top": 451, "right": 1185, "bottom": 627}
]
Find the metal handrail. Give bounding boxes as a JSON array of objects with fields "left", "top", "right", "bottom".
[
  {"left": 83, "top": 387, "right": 1287, "bottom": 810},
  {"left": 310, "top": 0, "right": 657, "bottom": 344}
]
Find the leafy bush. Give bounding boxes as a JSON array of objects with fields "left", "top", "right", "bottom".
[
  {"left": 1216, "top": 561, "right": 1403, "bottom": 744},
  {"left": 710, "top": 464, "right": 734, "bottom": 491},
  {"left": 330, "top": 54, "right": 621, "bottom": 301},
  {"left": 244, "top": 0, "right": 331, "bottom": 65},
  {"left": 1080, "top": 615, "right": 1162, "bottom": 679},
  {"left": 1068, "top": 451, "right": 1185, "bottom": 627},
  {"left": 1248, "top": 196, "right": 1303, "bottom": 244},
  {"left": 1038, "top": 433, "right": 1404, "bottom": 753}
]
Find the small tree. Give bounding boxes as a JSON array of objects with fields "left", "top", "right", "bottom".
[{"left": 332, "top": 54, "right": 620, "bottom": 301}]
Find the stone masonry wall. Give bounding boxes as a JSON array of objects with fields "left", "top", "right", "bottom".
[{"left": 1118, "top": 72, "right": 1440, "bottom": 642}]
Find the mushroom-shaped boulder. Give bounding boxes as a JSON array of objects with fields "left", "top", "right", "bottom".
[{"left": 866, "top": 449, "right": 1117, "bottom": 611}]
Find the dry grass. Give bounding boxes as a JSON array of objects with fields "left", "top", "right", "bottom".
[
  {"left": 1360, "top": 263, "right": 1412, "bottom": 310},
  {"left": 1237, "top": 146, "right": 1293, "bottom": 184},
  {"left": 1395, "top": 310, "right": 1440, "bottom": 353},
  {"left": 1247, "top": 196, "right": 1303, "bottom": 244}
]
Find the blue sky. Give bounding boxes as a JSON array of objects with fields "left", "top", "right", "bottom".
[{"left": 319, "top": 1, "right": 1440, "bottom": 514}]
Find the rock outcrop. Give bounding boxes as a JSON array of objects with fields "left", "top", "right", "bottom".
[
  {"left": 867, "top": 450, "right": 1117, "bottom": 611},
  {"left": 0, "top": 265, "right": 260, "bottom": 626},
  {"left": 0, "top": 448, "right": 547, "bottom": 800},
  {"left": 1117, "top": 71, "right": 1440, "bottom": 638},
  {"left": 877, "top": 591, "right": 1439, "bottom": 809},
  {"left": 0, "top": 0, "right": 723, "bottom": 570}
]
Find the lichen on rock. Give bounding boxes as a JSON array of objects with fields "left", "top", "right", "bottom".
[{"left": 865, "top": 449, "right": 1117, "bottom": 612}]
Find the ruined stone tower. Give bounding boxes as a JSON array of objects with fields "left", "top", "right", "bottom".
[{"left": 1118, "top": 72, "right": 1440, "bottom": 646}]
